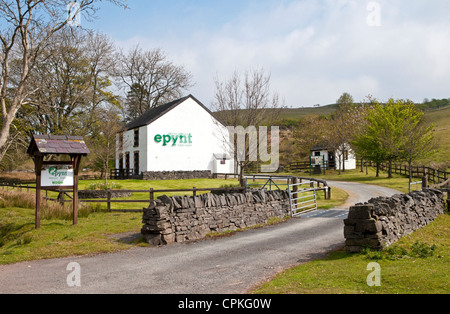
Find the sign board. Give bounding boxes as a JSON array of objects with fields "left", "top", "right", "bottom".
[
  {"left": 154, "top": 133, "right": 193, "bottom": 147},
  {"left": 311, "top": 156, "right": 324, "bottom": 166},
  {"left": 41, "top": 164, "right": 74, "bottom": 187}
]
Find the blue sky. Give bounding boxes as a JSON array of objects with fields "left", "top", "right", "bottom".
[{"left": 85, "top": 0, "right": 450, "bottom": 108}]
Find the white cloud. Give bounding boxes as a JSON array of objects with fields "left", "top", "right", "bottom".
[{"left": 112, "top": 0, "right": 450, "bottom": 107}]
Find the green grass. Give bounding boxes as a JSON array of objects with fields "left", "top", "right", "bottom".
[
  {"left": 284, "top": 167, "right": 412, "bottom": 194},
  {"left": 253, "top": 213, "right": 450, "bottom": 294},
  {"left": 0, "top": 207, "right": 142, "bottom": 265}
]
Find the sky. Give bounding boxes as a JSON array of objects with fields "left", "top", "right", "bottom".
[{"left": 84, "top": 0, "right": 450, "bottom": 108}]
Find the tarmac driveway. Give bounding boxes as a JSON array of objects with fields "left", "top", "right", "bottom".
[{"left": 0, "top": 181, "right": 400, "bottom": 294}]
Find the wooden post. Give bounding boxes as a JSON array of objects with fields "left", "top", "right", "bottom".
[
  {"left": 34, "top": 156, "right": 44, "bottom": 229},
  {"left": 107, "top": 189, "right": 111, "bottom": 213},
  {"left": 72, "top": 155, "right": 83, "bottom": 225},
  {"left": 422, "top": 175, "right": 428, "bottom": 189},
  {"left": 292, "top": 177, "right": 298, "bottom": 209},
  {"left": 150, "top": 188, "right": 154, "bottom": 201}
]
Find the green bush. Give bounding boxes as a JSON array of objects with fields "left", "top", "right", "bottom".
[{"left": 87, "top": 182, "right": 122, "bottom": 190}]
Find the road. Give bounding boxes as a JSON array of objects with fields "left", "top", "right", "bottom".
[{"left": 0, "top": 181, "right": 400, "bottom": 294}]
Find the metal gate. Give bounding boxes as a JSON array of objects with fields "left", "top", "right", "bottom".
[{"left": 288, "top": 180, "right": 318, "bottom": 217}]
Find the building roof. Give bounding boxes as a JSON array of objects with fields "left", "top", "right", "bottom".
[
  {"left": 27, "top": 135, "right": 90, "bottom": 156},
  {"left": 311, "top": 144, "right": 329, "bottom": 151},
  {"left": 124, "top": 94, "right": 223, "bottom": 131}
]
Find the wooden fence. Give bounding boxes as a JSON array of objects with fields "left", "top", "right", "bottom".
[
  {"left": 0, "top": 183, "right": 245, "bottom": 213},
  {"left": 356, "top": 161, "right": 449, "bottom": 185}
]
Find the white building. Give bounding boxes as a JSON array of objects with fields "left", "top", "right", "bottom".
[
  {"left": 115, "top": 95, "right": 234, "bottom": 178},
  {"left": 311, "top": 143, "right": 356, "bottom": 171}
]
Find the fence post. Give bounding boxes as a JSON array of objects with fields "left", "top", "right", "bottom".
[
  {"left": 150, "top": 188, "right": 154, "bottom": 201},
  {"left": 292, "top": 177, "right": 298, "bottom": 209},
  {"left": 422, "top": 175, "right": 428, "bottom": 189},
  {"left": 58, "top": 191, "right": 65, "bottom": 206},
  {"left": 107, "top": 189, "right": 111, "bottom": 212}
]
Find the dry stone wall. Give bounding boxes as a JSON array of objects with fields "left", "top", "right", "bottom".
[
  {"left": 141, "top": 190, "right": 290, "bottom": 245},
  {"left": 344, "top": 189, "right": 446, "bottom": 253}
]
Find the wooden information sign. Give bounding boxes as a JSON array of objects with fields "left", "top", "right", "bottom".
[{"left": 27, "top": 135, "right": 90, "bottom": 229}]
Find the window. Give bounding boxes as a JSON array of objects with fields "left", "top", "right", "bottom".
[
  {"left": 119, "top": 154, "right": 124, "bottom": 170},
  {"left": 125, "top": 153, "right": 130, "bottom": 171},
  {"left": 134, "top": 152, "right": 140, "bottom": 175},
  {"left": 314, "top": 152, "right": 321, "bottom": 157},
  {"left": 134, "top": 129, "right": 139, "bottom": 147}
]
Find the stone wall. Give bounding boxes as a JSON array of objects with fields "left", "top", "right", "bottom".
[
  {"left": 142, "top": 170, "right": 212, "bottom": 181},
  {"left": 344, "top": 189, "right": 446, "bottom": 253},
  {"left": 77, "top": 190, "right": 131, "bottom": 199},
  {"left": 141, "top": 190, "right": 290, "bottom": 245}
]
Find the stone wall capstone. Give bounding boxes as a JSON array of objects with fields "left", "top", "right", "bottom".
[
  {"left": 141, "top": 190, "right": 290, "bottom": 245},
  {"left": 344, "top": 189, "right": 446, "bottom": 253}
]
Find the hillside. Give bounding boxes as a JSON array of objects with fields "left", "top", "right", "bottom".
[
  {"left": 422, "top": 106, "right": 450, "bottom": 166},
  {"left": 278, "top": 104, "right": 450, "bottom": 167}
]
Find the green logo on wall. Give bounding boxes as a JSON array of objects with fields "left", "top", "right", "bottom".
[{"left": 154, "top": 133, "right": 193, "bottom": 147}]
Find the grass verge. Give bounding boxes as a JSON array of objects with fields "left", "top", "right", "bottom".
[{"left": 253, "top": 211, "right": 449, "bottom": 294}]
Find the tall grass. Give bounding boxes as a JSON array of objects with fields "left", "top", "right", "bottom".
[{"left": 0, "top": 190, "right": 102, "bottom": 220}]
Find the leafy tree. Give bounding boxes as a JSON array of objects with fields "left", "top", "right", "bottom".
[{"left": 352, "top": 98, "right": 436, "bottom": 179}]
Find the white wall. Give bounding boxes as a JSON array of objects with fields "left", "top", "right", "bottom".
[
  {"left": 335, "top": 145, "right": 356, "bottom": 171},
  {"left": 117, "top": 97, "right": 234, "bottom": 174}
]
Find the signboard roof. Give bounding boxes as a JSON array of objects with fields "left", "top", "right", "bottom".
[{"left": 27, "top": 135, "right": 90, "bottom": 156}]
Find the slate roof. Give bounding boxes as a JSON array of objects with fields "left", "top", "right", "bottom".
[
  {"left": 124, "top": 94, "right": 223, "bottom": 131},
  {"left": 311, "top": 144, "right": 329, "bottom": 151},
  {"left": 27, "top": 135, "right": 90, "bottom": 156}
]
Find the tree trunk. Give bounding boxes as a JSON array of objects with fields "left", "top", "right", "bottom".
[{"left": 239, "top": 162, "right": 246, "bottom": 187}]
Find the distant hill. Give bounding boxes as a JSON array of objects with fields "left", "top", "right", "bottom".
[{"left": 279, "top": 104, "right": 338, "bottom": 120}]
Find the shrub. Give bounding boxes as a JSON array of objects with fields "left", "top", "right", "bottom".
[
  {"left": 87, "top": 182, "right": 122, "bottom": 191},
  {"left": 0, "top": 189, "right": 105, "bottom": 221}
]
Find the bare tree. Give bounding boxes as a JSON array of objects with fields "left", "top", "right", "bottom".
[
  {"left": 0, "top": 0, "right": 127, "bottom": 163},
  {"left": 88, "top": 106, "right": 124, "bottom": 184},
  {"left": 213, "top": 68, "right": 285, "bottom": 180},
  {"left": 117, "top": 46, "right": 193, "bottom": 122}
]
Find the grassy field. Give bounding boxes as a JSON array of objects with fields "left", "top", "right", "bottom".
[
  {"left": 422, "top": 106, "right": 450, "bottom": 166},
  {"left": 282, "top": 167, "right": 412, "bottom": 194}
]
